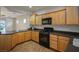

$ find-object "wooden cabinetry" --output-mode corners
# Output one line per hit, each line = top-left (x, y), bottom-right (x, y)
(32, 31), (39, 43)
(0, 35), (12, 51)
(30, 14), (36, 25)
(51, 10), (66, 25)
(50, 34), (70, 51)
(12, 33), (18, 48)
(0, 35), (5, 51)
(36, 15), (42, 25)
(66, 7), (79, 24)
(50, 34), (58, 50)
(24, 31), (31, 41)
(17, 32), (25, 43)
(58, 36), (70, 51)
(4, 35), (12, 51)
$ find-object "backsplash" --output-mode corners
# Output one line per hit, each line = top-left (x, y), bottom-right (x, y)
(53, 25), (79, 33)
(34, 25), (79, 33)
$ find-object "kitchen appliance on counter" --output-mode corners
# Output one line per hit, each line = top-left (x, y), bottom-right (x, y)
(39, 27), (54, 48)
(42, 17), (52, 25)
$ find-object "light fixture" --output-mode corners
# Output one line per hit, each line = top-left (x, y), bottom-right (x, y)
(29, 6), (32, 8)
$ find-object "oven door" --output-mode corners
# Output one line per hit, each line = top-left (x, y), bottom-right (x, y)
(39, 33), (49, 48)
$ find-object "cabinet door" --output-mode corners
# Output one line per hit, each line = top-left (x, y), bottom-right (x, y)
(52, 12), (59, 25)
(58, 10), (66, 24)
(35, 32), (39, 43)
(4, 35), (12, 51)
(66, 7), (79, 24)
(12, 34), (18, 48)
(32, 31), (39, 43)
(58, 36), (70, 51)
(50, 34), (58, 50)
(24, 31), (31, 41)
(30, 14), (36, 25)
(0, 35), (5, 51)
(36, 15), (42, 25)
(51, 10), (66, 25)
(17, 32), (25, 43)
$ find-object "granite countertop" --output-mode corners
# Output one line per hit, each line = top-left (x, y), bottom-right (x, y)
(0, 29), (32, 35)
(51, 30), (79, 38)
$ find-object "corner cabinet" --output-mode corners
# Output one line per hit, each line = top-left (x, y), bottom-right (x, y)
(66, 7), (79, 24)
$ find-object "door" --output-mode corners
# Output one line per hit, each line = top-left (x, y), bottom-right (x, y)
(66, 7), (79, 24)
(24, 31), (31, 41)
(36, 15), (42, 25)
(58, 36), (70, 51)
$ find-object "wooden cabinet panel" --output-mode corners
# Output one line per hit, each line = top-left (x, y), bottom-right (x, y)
(17, 32), (25, 43)
(30, 14), (36, 25)
(32, 31), (39, 43)
(4, 35), (12, 51)
(0, 35), (5, 51)
(66, 7), (79, 24)
(0, 35), (12, 51)
(12, 33), (18, 47)
(58, 36), (70, 51)
(51, 10), (66, 25)
(50, 34), (58, 50)
(36, 15), (42, 25)
(24, 31), (31, 41)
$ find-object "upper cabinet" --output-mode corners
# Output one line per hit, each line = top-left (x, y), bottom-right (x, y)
(30, 14), (36, 25)
(66, 7), (79, 24)
(51, 9), (66, 25)
(30, 7), (79, 25)
(36, 15), (42, 25)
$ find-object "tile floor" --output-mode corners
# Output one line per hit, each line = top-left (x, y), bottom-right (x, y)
(10, 41), (54, 52)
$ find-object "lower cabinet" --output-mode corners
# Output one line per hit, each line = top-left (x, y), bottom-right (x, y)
(24, 31), (31, 41)
(58, 36), (70, 51)
(50, 34), (70, 52)
(50, 35), (58, 50)
(12, 33), (19, 48)
(17, 32), (25, 43)
(0, 35), (12, 51)
(32, 31), (39, 43)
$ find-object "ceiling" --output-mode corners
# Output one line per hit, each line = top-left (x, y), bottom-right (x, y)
(4, 6), (54, 12)
(0, 6), (62, 18)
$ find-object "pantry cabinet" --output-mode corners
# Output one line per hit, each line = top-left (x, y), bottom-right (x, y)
(32, 31), (39, 43)
(36, 15), (42, 25)
(66, 7), (79, 24)
(50, 34), (70, 51)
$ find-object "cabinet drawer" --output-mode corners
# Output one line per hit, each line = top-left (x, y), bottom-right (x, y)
(58, 36), (70, 41)
(50, 34), (58, 38)
(50, 42), (57, 50)
(50, 37), (57, 42)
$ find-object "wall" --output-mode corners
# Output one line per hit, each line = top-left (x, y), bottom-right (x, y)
(16, 15), (31, 32)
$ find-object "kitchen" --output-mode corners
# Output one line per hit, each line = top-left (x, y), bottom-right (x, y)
(0, 6), (79, 52)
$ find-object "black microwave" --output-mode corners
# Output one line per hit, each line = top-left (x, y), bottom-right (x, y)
(42, 17), (52, 25)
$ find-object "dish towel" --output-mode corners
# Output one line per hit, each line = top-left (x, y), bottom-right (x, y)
(73, 38), (79, 47)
